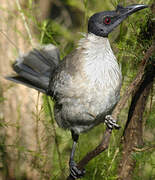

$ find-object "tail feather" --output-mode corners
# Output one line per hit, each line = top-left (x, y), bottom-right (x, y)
(6, 44), (60, 94)
(6, 76), (46, 93)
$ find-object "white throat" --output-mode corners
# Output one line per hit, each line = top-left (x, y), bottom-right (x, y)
(78, 33), (122, 90)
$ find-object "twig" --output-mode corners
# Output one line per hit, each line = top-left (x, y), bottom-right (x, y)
(107, 148), (119, 172)
(78, 128), (112, 169)
(0, 29), (20, 53)
(133, 145), (155, 152)
(35, 92), (41, 152)
(45, 96), (65, 179)
(15, 0), (34, 47)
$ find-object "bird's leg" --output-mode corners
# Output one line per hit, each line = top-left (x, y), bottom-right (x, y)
(69, 130), (85, 179)
(105, 115), (120, 130)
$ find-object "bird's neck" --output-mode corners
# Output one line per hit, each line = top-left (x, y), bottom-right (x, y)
(78, 33), (115, 59)
(78, 33), (122, 88)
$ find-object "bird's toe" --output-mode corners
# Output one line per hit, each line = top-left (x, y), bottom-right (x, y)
(105, 115), (120, 130)
(69, 161), (85, 179)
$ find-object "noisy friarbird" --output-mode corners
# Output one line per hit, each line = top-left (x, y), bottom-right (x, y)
(6, 4), (148, 179)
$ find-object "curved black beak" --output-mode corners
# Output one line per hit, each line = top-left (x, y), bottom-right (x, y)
(108, 4), (148, 33)
(116, 4), (148, 18)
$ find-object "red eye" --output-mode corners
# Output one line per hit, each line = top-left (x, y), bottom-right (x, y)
(104, 17), (111, 24)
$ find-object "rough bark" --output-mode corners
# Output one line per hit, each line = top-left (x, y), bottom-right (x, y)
(117, 3), (155, 179)
(118, 62), (154, 180)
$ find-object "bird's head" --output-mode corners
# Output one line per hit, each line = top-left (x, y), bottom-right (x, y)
(88, 4), (148, 37)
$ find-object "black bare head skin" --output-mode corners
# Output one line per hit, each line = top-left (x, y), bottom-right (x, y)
(88, 4), (148, 37)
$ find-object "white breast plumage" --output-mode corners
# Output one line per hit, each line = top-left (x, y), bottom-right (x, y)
(78, 33), (122, 91)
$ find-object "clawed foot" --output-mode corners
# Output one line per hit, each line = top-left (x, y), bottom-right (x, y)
(69, 161), (85, 179)
(105, 115), (120, 130)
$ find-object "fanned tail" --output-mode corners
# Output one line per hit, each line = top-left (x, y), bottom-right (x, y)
(6, 44), (60, 94)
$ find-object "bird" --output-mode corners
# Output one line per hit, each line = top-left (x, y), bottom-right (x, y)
(6, 4), (148, 179)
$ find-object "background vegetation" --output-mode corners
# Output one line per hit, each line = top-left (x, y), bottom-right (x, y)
(0, 0), (154, 180)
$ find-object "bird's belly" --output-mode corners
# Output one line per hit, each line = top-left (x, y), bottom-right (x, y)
(54, 85), (120, 134)
(86, 86), (120, 118)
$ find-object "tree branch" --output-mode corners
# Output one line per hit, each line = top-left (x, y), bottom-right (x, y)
(112, 40), (155, 119)
(117, 56), (155, 180)
(78, 128), (112, 169)
(67, 128), (112, 180)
